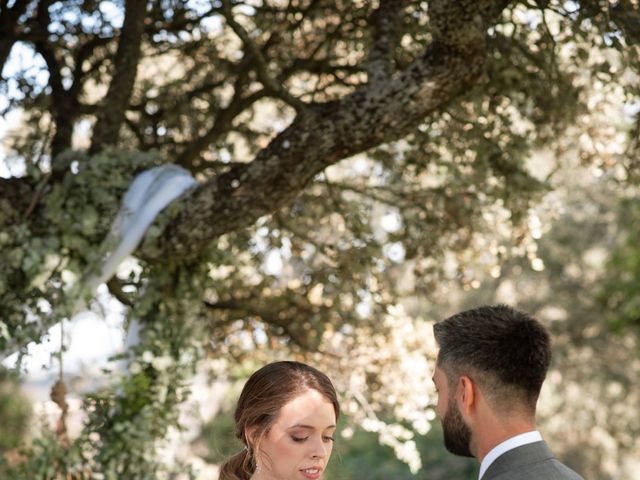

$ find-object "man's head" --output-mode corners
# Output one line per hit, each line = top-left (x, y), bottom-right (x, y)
(432, 304), (552, 456)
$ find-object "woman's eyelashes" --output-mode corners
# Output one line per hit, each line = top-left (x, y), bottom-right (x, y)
(290, 435), (335, 443)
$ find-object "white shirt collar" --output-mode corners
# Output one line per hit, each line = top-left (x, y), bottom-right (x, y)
(478, 430), (542, 480)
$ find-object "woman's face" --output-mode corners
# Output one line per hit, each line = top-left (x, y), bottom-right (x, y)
(253, 388), (337, 480)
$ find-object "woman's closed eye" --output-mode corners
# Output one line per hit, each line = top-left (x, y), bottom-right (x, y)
(290, 435), (335, 443)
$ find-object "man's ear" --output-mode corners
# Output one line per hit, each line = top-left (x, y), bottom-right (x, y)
(457, 375), (476, 416)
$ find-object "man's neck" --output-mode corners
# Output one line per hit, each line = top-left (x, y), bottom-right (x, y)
(477, 431), (542, 480)
(473, 419), (536, 462)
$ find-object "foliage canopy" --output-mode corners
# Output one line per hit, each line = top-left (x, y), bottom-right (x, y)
(1, 0), (639, 478)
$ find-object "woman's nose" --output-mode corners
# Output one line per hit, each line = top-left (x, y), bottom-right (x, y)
(310, 437), (328, 458)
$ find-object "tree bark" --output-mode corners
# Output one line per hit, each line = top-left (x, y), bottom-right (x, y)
(0, 0), (31, 78)
(1, 0), (512, 263)
(367, 0), (407, 85)
(31, 0), (78, 161)
(147, 0), (511, 260)
(90, 0), (147, 153)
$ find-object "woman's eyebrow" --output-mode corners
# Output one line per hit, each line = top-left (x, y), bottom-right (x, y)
(287, 424), (336, 430)
(287, 424), (314, 430)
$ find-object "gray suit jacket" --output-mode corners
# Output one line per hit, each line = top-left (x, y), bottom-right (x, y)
(482, 441), (584, 480)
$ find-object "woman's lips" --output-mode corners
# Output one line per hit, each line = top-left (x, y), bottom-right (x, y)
(300, 467), (322, 479)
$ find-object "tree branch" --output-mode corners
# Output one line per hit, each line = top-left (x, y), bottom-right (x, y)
(175, 83), (269, 169)
(144, 0), (510, 260)
(107, 277), (135, 307)
(204, 295), (325, 352)
(0, 0), (31, 78)
(367, 0), (407, 84)
(221, 1), (306, 112)
(30, 1), (80, 164)
(90, 0), (147, 153)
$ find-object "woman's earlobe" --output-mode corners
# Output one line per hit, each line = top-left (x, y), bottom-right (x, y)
(245, 425), (258, 450)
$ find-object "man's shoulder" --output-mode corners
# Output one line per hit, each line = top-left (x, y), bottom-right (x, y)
(489, 458), (584, 480)
(483, 441), (584, 480)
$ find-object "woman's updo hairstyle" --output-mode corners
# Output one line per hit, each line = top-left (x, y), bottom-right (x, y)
(218, 361), (340, 480)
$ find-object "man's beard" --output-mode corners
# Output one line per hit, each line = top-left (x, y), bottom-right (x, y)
(442, 397), (473, 458)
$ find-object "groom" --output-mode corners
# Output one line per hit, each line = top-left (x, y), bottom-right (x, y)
(432, 304), (584, 480)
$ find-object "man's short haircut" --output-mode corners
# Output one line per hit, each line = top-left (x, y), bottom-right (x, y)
(433, 304), (552, 413)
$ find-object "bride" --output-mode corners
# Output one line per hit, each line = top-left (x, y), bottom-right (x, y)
(219, 361), (340, 480)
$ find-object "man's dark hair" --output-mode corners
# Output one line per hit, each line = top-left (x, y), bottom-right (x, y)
(433, 304), (552, 413)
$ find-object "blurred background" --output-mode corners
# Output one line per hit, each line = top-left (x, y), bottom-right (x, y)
(1, 1), (639, 479)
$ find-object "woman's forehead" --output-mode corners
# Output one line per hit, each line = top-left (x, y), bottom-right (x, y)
(274, 389), (336, 429)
